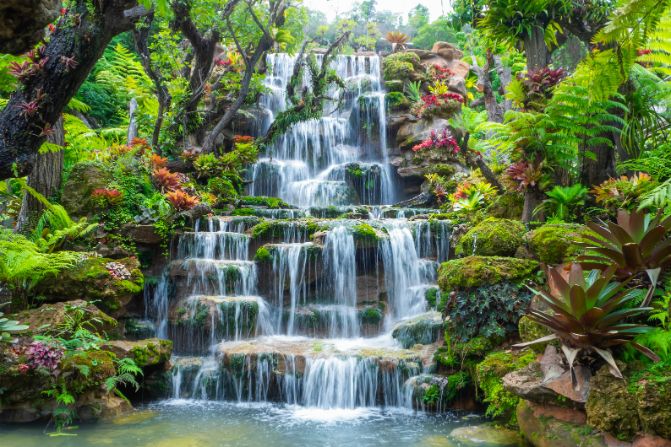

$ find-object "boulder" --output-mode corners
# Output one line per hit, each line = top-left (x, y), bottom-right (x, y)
(526, 223), (586, 265)
(449, 424), (521, 446)
(61, 162), (113, 217)
(382, 52), (424, 83)
(123, 224), (163, 245)
(103, 338), (172, 369)
(33, 255), (144, 317)
(636, 375), (671, 439)
(392, 311), (443, 348)
(396, 117), (450, 151)
(457, 217), (526, 257)
(517, 400), (608, 447)
(586, 365), (641, 440)
(431, 42), (464, 62)
(0, 0), (59, 54)
(12, 300), (117, 336)
(438, 256), (538, 289)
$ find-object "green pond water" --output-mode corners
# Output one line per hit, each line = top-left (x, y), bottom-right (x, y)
(0, 400), (497, 447)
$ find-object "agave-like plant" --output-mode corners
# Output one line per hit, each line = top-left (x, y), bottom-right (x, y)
(386, 31), (409, 51)
(514, 263), (658, 380)
(578, 209), (671, 304)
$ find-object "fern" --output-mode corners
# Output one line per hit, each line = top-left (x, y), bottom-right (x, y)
(105, 357), (143, 396)
(638, 179), (671, 213)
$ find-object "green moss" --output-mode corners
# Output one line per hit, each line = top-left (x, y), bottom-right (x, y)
(487, 192), (524, 220)
(352, 223), (380, 242)
(254, 246), (273, 262)
(232, 208), (257, 216)
(475, 350), (536, 427)
(457, 217), (526, 257)
(208, 177), (238, 201)
(518, 315), (553, 353)
(382, 52), (422, 82)
(526, 223), (585, 264)
(238, 196), (289, 209)
(438, 256), (538, 290)
(435, 335), (492, 369)
(359, 307), (383, 325)
(385, 91), (410, 111)
(128, 340), (173, 368)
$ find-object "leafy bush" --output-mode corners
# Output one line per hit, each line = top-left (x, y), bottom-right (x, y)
(446, 282), (534, 342)
(537, 184), (588, 222)
(592, 173), (657, 213)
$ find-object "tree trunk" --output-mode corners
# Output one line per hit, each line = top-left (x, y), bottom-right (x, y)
(127, 97), (139, 145)
(524, 26), (549, 71)
(522, 185), (545, 223)
(580, 142), (616, 188)
(16, 115), (64, 232)
(0, 0), (148, 180)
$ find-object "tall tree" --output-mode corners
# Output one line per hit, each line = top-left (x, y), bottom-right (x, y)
(0, 0), (150, 180)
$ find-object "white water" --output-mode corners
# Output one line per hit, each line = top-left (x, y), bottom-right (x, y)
(147, 53), (454, 412)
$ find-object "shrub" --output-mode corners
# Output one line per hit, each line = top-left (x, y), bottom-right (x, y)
(592, 173), (657, 213)
(166, 190), (200, 211)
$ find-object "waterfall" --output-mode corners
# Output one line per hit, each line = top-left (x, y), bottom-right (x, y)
(148, 52), (454, 413)
(250, 54), (397, 206)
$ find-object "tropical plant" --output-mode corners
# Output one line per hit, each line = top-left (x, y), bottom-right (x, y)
(536, 184), (588, 222)
(505, 160), (544, 191)
(166, 190), (200, 211)
(0, 303), (28, 342)
(592, 173), (657, 213)
(405, 81), (423, 103)
(514, 263), (658, 379)
(105, 357), (143, 397)
(152, 168), (183, 192)
(578, 209), (671, 298)
(385, 31), (409, 51)
(412, 128), (460, 153)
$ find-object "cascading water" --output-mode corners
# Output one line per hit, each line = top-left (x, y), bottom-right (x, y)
(151, 53), (454, 413)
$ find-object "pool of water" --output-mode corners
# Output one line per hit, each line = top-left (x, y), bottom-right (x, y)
(0, 400), (492, 447)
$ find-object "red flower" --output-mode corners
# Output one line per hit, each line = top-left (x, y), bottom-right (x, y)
(637, 48), (652, 56)
(412, 128), (460, 153)
(48, 24), (56, 33)
(18, 364), (30, 374)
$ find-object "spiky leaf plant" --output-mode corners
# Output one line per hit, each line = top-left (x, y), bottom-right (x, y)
(514, 263), (658, 379)
(578, 209), (671, 303)
(386, 31), (410, 51)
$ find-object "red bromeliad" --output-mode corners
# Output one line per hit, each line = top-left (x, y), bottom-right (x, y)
(412, 128), (460, 153)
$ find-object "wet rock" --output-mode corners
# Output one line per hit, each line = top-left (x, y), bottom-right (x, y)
(33, 255), (144, 317)
(61, 162), (113, 217)
(124, 224), (163, 245)
(633, 435), (671, 447)
(391, 311), (443, 348)
(0, 0), (59, 54)
(449, 424), (521, 446)
(77, 394), (133, 421)
(396, 118), (449, 151)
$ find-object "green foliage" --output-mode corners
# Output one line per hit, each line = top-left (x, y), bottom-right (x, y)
(352, 223), (379, 242)
(516, 263), (658, 379)
(0, 304), (28, 342)
(638, 179), (671, 214)
(578, 209), (671, 283)
(405, 80), (422, 102)
(537, 184), (588, 222)
(412, 17), (459, 49)
(592, 173), (657, 214)
(476, 350), (536, 425)
(527, 223), (585, 264)
(105, 357), (143, 395)
(620, 144), (671, 182)
(446, 282), (534, 342)
(254, 246), (272, 262)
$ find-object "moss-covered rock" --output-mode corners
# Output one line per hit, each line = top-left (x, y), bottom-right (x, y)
(475, 350), (537, 426)
(103, 338), (172, 369)
(518, 315), (553, 353)
(208, 177), (238, 202)
(586, 365), (641, 440)
(636, 374), (671, 439)
(487, 191), (525, 220)
(435, 335), (492, 369)
(391, 311), (443, 348)
(61, 162), (113, 217)
(33, 256), (144, 317)
(238, 196), (289, 209)
(13, 299), (117, 337)
(438, 256), (538, 290)
(457, 217), (526, 257)
(526, 223), (585, 265)
(382, 52), (423, 83)
(250, 219), (324, 241)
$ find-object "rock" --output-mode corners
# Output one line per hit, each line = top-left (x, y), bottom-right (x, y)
(518, 315), (553, 353)
(396, 117), (449, 150)
(0, 0), (59, 54)
(457, 217), (526, 257)
(438, 256), (538, 289)
(488, 192), (525, 220)
(448, 77), (468, 98)
(103, 338), (172, 368)
(636, 375), (671, 439)
(586, 365), (641, 440)
(517, 400), (608, 447)
(13, 299), (117, 336)
(77, 394), (133, 421)
(503, 362), (558, 403)
(61, 162), (113, 217)
(526, 223), (586, 264)
(33, 255), (144, 317)
(449, 424), (521, 446)
(633, 435), (671, 447)
(431, 42), (464, 61)
(124, 224), (162, 245)
(391, 311), (443, 348)
(382, 52), (424, 83)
